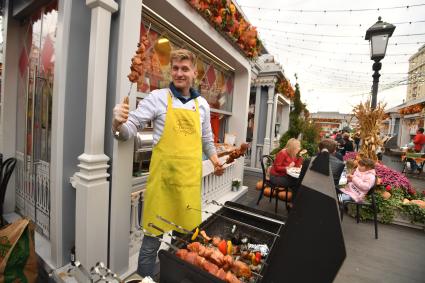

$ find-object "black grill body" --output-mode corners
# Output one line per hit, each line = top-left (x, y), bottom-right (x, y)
(158, 198), (345, 283)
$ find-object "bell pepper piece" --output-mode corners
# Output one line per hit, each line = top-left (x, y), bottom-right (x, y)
(218, 240), (227, 255)
(227, 240), (233, 255)
(191, 227), (199, 241)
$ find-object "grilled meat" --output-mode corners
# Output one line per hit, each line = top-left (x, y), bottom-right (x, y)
(231, 260), (252, 278)
(176, 249), (241, 283)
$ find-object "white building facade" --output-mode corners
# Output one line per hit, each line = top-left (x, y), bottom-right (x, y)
(1, 0), (254, 277)
(246, 54), (291, 169)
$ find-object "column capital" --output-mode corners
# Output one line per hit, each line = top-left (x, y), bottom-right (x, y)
(86, 0), (118, 12)
(254, 77), (277, 87)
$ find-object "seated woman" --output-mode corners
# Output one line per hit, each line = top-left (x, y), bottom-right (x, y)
(339, 158), (376, 203)
(270, 138), (303, 198)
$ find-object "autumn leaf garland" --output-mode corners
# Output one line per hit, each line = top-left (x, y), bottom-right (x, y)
(187, 0), (262, 59)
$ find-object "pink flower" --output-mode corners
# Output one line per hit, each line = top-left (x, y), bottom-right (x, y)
(385, 185), (392, 191)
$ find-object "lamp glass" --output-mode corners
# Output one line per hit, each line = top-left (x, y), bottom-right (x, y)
(370, 34), (389, 60)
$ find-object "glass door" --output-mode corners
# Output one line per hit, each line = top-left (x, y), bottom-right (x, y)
(15, 2), (57, 239)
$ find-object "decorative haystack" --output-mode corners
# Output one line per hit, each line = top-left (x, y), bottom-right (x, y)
(353, 101), (386, 161)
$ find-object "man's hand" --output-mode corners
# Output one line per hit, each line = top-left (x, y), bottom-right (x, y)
(213, 162), (224, 176)
(113, 96), (129, 132)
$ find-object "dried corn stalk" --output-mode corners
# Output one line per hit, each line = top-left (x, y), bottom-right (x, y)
(353, 101), (386, 161)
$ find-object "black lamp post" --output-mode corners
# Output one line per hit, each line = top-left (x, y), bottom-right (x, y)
(365, 17), (396, 109)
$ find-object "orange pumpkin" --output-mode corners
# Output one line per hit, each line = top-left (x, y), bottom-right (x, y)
(410, 199), (425, 209)
(263, 187), (276, 197)
(381, 191), (391, 200)
(278, 190), (292, 201)
(256, 180), (263, 191)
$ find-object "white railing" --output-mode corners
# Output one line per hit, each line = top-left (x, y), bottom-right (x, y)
(15, 151), (50, 238)
(128, 156), (243, 255)
(35, 160), (50, 236)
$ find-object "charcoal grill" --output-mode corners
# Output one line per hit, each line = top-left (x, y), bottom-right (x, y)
(158, 198), (346, 283)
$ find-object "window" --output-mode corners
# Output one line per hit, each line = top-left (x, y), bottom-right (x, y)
(131, 11), (235, 177)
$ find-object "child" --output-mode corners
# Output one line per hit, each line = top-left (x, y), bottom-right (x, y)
(339, 158), (376, 203)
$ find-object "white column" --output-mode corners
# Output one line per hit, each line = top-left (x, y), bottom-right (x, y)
(74, 0), (118, 272)
(389, 117), (395, 135)
(109, 0), (142, 275)
(281, 103), (290, 134)
(271, 92), (278, 148)
(0, 0), (20, 214)
(263, 84), (275, 155)
(250, 85), (261, 167)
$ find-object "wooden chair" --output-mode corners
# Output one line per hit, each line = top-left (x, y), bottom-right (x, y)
(257, 155), (290, 213)
(339, 184), (378, 239)
(0, 157), (17, 227)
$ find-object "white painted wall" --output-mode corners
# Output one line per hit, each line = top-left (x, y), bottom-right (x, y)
(0, 0), (20, 214)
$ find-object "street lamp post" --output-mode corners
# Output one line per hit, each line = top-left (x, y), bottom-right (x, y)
(365, 17), (396, 109)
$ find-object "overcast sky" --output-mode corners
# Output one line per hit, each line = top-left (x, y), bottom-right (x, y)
(236, 0), (425, 113)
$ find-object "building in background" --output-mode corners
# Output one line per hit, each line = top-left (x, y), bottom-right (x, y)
(384, 44), (425, 147)
(246, 54), (292, 169)
(406, 44), (425, 101)
(310, 112), (355, 137)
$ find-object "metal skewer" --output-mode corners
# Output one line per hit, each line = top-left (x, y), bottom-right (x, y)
(187, 205), (280, 238)
(155, 215), (205, 242)
(148, 223), (191, 246)
(142, 229), (179, 251)
(205, 200), (286, 226)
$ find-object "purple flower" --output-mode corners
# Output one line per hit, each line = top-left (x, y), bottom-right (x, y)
(343, 152), (358, 161)
(375, 164), (412, 191)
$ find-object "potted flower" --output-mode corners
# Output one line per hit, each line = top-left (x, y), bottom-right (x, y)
(231, 178), (241, 192)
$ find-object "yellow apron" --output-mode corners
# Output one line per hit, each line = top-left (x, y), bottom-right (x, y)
(142, 92), (202, 235)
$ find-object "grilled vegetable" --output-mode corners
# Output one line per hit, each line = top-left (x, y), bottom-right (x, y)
(227, 241), (233, 255)
(200, 230), (211, 242)
(218, 240), (227, 255)
(191, 227), (199, 241)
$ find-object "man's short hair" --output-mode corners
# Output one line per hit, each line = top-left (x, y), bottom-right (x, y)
(319, 138), (337, 154)
(418, 128), (424, 133)
(170, 49), (196, 66)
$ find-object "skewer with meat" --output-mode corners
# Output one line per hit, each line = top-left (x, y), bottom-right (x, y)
(224, 143), (249, 165)
(186, 242), (252, 279)
(187, 242), (224, 266)
(176, 249), (241, 283)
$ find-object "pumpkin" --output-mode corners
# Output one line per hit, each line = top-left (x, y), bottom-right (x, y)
(278, 190), (292, 201)
(402, 198), (410, 204)
(256, 180), (263, 190)
(263, 187), (276, 197)
(381, 191), (391, 200)
(410, 199), (425, 209)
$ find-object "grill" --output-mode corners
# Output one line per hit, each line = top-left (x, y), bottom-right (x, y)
(158, 198), (346, 283)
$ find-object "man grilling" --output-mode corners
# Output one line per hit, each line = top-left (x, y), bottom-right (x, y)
(112, 49), (224, 277)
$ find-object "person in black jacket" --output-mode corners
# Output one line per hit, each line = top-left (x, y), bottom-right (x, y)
(341, 133), (354, 156)
(295, 139), (345, 204)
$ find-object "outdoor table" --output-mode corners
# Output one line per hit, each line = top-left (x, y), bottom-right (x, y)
(401, 152), (425, 164)
(287, 166), (348, 186)
(286, 167), (301, 178)
(401, 152), (425, 174)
